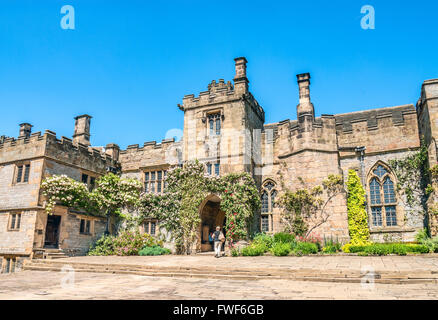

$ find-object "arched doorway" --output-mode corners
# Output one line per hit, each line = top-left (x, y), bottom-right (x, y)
(198, 194), (226, 252)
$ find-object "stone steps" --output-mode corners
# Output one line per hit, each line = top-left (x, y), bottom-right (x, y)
(22, 259), (438, 284)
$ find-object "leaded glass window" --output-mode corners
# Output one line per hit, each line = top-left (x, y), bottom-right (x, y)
(385, 206), (397, 226)
(369, 178), (381, 205)
(144, 170), (167, 194)
(261, 215), (269, 232)
(374, 165), (387, 178)
(371, 207), (383, 227)
(261, 191), (269, 213)
(208, 113), (221, 136)
(368, 163), (397, 227)
(260, 181), (277, 232)
(383, 178), (395, 204)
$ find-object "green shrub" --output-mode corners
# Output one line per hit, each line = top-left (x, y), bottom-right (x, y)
(253, 233), (274, 249)
(322, 237), (342, 253)
(415, 228), (429, 243)
(415, 229), (438, 253)
(241, 243), (266, 256)
(292, 242), (318, 255)
(346, 170), (371, 245)
(88, 230), (162, 256)
(139, 245), (170, 256)
(87, 235), (116, 256)
(270, 242), (292, 256)
(231, 248), (240, 257)
(273, 232), (296, 244)
(348, 243), (430, 256)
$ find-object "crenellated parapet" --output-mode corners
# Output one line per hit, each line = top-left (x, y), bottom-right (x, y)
(0, 130), (117, 174)
(271, 114), (338, 159)
(335, 104), (420, 157)
(44, 130), (115, 173)
(119, 138), (182, 172)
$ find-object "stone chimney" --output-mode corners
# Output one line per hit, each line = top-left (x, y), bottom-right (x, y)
(105, 143), (120, 162)
(234, 57), (249, 94)
(19, 123), (32, 138)
(296, 73), (314, 121)
(73, 114), (92, 146)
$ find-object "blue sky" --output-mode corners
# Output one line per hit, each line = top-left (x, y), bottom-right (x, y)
(1, 0), (438, 148)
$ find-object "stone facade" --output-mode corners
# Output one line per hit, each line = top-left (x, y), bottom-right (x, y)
(0, 121), (116, 272)
(1, 57), (438, 262)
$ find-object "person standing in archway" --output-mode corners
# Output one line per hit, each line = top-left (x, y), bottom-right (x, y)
(213, 226), (225, 258)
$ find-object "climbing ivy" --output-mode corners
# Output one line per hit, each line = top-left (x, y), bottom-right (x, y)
(41, 173), (142, 218)
(346, 170), (370, 246)
(389, 142), (428, 208)
(278, 175), (344, 237)
(137, 160), (260, 254)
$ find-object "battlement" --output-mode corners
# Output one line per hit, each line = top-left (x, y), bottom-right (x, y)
(0, 129), (116, 172)
(120, 137), (177, 154)
(119, 138), (182, 172)
(181, 78), (237, 110)
(335, 104), (420, 155)
(335, 104), (416, 133)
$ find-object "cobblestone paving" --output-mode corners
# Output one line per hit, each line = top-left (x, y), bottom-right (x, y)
(1, 270), (438, 300)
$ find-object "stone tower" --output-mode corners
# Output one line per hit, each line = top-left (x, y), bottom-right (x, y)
(180, 57), (265, 176)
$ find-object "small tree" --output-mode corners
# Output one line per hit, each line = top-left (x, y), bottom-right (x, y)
(279, 175), (344, 237)
(346, 170), (370, 245)
(90, 173), (142, 233)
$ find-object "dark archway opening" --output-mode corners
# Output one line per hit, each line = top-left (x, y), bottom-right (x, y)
(199, 196), (226, 252)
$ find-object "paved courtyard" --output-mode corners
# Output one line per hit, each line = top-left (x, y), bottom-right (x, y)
(2, 255), (438, 299)
(1, 270), (438, 300)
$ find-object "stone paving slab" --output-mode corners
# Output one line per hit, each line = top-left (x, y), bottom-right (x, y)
(1, 270), (438, 300)
(32, 254), (438, 273)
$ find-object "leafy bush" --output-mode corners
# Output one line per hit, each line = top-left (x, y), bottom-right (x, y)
(292, 242), (318, 255)
(415, 228), (429, 243)
(322, 237), (342, 253)
(87, 235), (116, 256)
(270, 242), (292, 256)
(253, 233), (274, 248)
(139, 245), (170, 256)
(415, 229), (438, 253)
(231, 248), (240, 257)
(345, 243), (430, 255)
(273, 232), (296, 244)
(88, 230), (162, 256)
(346, 170), (371, 245)
(241, 243), (267, 256)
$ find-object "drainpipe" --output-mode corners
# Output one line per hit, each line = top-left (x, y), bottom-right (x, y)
(355, 146), (367, 186)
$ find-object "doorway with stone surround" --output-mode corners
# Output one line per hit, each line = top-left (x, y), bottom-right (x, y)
(198, 194), (226, 252)
(44, 215), (61, 248)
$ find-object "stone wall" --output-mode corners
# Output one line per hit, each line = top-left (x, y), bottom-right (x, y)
(0, 210), (37, 255)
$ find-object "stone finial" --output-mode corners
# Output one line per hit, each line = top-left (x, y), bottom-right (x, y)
(296, 73), (314, 121)
(73, 114), (92, 146)
(19, 123), (32, 139)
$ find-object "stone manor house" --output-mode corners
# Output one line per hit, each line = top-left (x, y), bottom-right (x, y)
(1, 57), (438, 272)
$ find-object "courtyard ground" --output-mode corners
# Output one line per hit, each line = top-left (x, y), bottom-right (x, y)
(1, 255), (438, 299)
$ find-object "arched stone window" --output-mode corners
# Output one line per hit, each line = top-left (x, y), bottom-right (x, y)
(367, 163), (398, 227)
(260, 181), (277, 232)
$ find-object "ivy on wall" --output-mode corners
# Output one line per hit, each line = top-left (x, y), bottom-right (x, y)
(137, 160), (261, 255)
(41, 173), (142, 218)
(346, 170), (370, 246)
(277, 173), (344, 237)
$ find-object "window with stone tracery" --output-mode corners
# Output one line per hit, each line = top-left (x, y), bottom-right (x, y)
(368, 163), (398, 227)
(260, 181), (277, 232)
